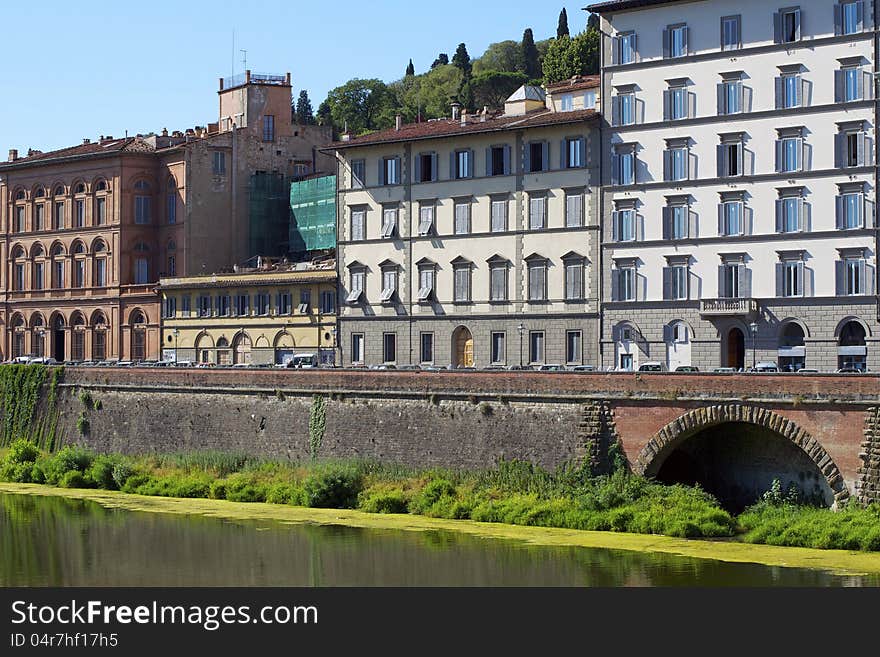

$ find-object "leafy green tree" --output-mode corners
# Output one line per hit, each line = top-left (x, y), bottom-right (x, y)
(519, 28), (541, 79)
(557, 8), (570, 38)
(322, 78), (397, 135)
(541, 29), (600, 84)
(431, 53), (449, 68)
(392, 64), (463, 122)
(405, 59), (415, 77)
(471, 70), (528, 110)
(452, 43), (472, 77)
(315, 100), (332, 127)
(472, 40), (520, 74)
(294, 90), (315, 125)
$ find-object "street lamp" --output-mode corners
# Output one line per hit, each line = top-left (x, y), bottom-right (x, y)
(331, 327), (338, 367)
(173, 328), (180, 365)
(749, 321), (758, 371)
(517, 323), (526, 368)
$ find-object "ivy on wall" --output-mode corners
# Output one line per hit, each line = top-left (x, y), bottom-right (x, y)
(308, 394), (326, 460)
(0, 365), (64, 451)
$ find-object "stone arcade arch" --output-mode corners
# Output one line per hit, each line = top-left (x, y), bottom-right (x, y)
(633, 404), (848, 510)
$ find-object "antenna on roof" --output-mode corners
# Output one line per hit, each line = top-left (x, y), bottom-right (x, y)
(231, 29), (235, 79)
(240, 49), (247, 73)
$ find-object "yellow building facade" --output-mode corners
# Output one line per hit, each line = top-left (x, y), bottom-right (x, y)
(159, 264), (337, 365)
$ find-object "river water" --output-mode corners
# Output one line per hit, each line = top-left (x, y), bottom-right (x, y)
(1, 492), (876, 586)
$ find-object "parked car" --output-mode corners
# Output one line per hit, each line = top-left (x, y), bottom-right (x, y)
(506, 364), (535, 371)
(421, 365), (447, 372)
(751, 361), (780, 373)
(27, 356), (59, 365)
(570, 365), (596, 372)
(674, 365), (699, 372)
(836, 367), (865, 374)
(713, 367), (737, 373)
(538, 364), (565, 372)
(287, 353), (319, 369)
(637, 362), (666, 372)
(397, 364), (422, 371)
(797, 368), (819, 373)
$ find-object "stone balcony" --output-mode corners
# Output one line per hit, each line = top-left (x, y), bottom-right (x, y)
(699, 298), (758, 317)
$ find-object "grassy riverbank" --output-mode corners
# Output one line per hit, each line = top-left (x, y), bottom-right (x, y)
(2, 440), (880, 552)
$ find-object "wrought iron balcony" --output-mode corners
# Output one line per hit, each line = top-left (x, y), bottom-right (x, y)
(699, 298), (758, 317)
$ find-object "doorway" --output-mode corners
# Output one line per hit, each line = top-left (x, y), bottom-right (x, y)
(453, 326), (474, 368)
(52, 316), (65, 362)
(725, 328), (744, 369)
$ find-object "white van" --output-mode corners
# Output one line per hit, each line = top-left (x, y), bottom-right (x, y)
(287, 353), (318, 369)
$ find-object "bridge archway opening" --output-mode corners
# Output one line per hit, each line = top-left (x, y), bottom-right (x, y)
(649, 421), (835, 513)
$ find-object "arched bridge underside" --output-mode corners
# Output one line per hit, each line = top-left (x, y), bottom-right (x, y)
(633, 404), (849, 510)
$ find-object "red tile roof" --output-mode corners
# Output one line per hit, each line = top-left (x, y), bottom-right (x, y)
(585, 0), (677, 13)
(326, 108), (598, 150)
(545, 75), (600, 94)
(0, 137), (156, 170)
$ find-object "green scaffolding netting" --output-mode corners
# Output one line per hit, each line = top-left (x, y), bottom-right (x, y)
(248, 172), (290, 258)
(289, 175), (336, 254)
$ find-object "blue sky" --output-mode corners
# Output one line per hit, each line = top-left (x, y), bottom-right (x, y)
(2, 2), (591, 154)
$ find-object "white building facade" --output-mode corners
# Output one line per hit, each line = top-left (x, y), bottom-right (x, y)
(328, 85), (601, 368)
(590, 0), (879, 372)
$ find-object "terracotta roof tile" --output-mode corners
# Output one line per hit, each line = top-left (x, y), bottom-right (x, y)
(545, 75), (601, 94)
(0, 137), (155, 169)
(326, 108), (598, 150)
(585, 0), (676, 13)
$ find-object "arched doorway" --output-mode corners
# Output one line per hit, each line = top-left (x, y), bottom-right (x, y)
(130, 310), (146, 361)
(233, 333), (252, 365)
(52, 315), (65, 362)
(92, 312), (107, 361)
(30, 315), (45, 358)
(11, 315), (25, 359)
(778, 323), (805, 372)
(636, 405), (848, 512)
(838, 320), (867, 371)
(665, 321), (690, 371)
(71, 313), (86, 361)
(725, 328), (744, 369)
(216, 338), (231, 366)
(452, 326), (474, 368)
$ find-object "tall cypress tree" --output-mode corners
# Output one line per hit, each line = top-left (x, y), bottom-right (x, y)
(557, 8), (570, 38)
(295, 90), (315, 125)
(520, 28), (540, 80)
(405, 59), (415, 76)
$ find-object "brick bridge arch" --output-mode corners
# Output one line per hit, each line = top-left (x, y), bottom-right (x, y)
(632, 404), (849, 505)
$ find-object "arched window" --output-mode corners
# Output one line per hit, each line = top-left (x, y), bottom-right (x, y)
(15, 190), (26, 201)
(72, 241), (86, 255)
(31, 315), (45, 357)
(11, 315), (25, 358)
(131, 310), (146, 325)
(93, 239), (106, 253)
(92, 312), (106, 326)
(74, 183), (86, 194)
(134, 181), (152, 225)
(53, 185), (64, 196)
(33, 187), (45, 198)
(95, 180), (107, 191)
(30, 243), (44, 258)
(778, 323), (806, 372)
(166, 176), (177, 224)
(167, 240), (176, 251)
(51, 243), (65, 257)
(134, 180), (150, 191)
(134, 242), (149, 252)
(838, 320), (867, 372)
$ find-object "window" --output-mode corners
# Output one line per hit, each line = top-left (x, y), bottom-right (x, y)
(721, 15), (741, 50)
(453, 262), (471, 302)
(212, 151), (226, 175)
(777, 73), (803, 109)
(135, 258), (148, 284)
(164, 297), (177, 319)
(14, 206), (24, 232)
(416, 152), (438, 183)
(454, 150), (472, 179)
(529, 195), (546, 230)
(53, 260), (65, 288)
(382, 157), (400, 185)
(836, 187), (868, 229)
(417, 264), (435, 302)
(663, 202), (690, 240)
(488, 146), (510, 176)
(181, 296), (191, 316)
(778, 260), (805, 297)
(217, 294), (231, 317)
(776, 193), (804, 233)
(664, 85), (692, 121)
(350, 209), (366, 241)
(278, 292), (292, 315)
(583, 90), (597, 109)
(380, 267), (397, 303)
(663, 263), (689, 300)
(420, 333), (434, 364)
(351, 333), (365, 364)
(418, 204), (435, 236)
(320, 291), (336, 314)
(54, 202), (64, 229)
(612, 146), (635, 186)
(198, 295), (211, 317)
(527, 258), (547, 302)
(256, 294), (270, 316)
(614, 265), (636, 301)
(775, 7), (801, 43)
(33, 262), (44, 290)
(718, 78), (743, 115)
(719, 262), (750, 298)
(135, 195), (151, 224)
(95, 197), (106, 225)
(262, 115), (275, 142)
(839, 257), (868, 295)
(566, 331), (582, 365)
(381, 207), (397, 239)
(719, 200), (744, 236)
(347, 269), (365, 303)
(837, 0), (864, 35)
(776, 132), (803, 173)
(383, 333), (397, 363)
(564, 137), (585, 168)
(529, 331), (545, 364)
(490, 199), (508, 232)
(94, 258), (106, 287)
(560, 94), (573, 111)
(351, 159), (365, 188)
(491, 332), (505, 364)
(614, 92), (636, 126)
(612, 208), (636, 242)
(14, 264), (24, 291)
(454, 201), (471, 235)
(664, 24), (688, 58)
(167, 191), (176, 224)
(616, 31), (636, 65)
(564, 259), (584, 301)
(167, 255), (176, 276)
(34, 204), (44, 231)
(74, 199), (84, 227)
(565, 193), (583, 227)
(838, 128), (871, 168)
(663, 144), (689, 182)
(74, 260), (85, 288)
(489, 262), (508, 302)
(527, 142), (547, 172)
(836, 65), (869, 102)
(718, 138), (744, 177)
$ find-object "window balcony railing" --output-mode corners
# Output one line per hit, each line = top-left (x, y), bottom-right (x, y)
(700, 298), (758, 317)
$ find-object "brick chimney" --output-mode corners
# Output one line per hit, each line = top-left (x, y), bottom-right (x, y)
(7, 149), (18, 162)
